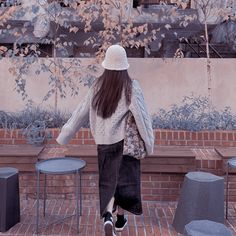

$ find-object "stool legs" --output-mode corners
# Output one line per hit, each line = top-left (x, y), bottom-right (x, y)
(75, 170), (79, 233)
(36, 170), (40, 234)
(80, 172), (82, 216)
(43, 174), (46, 217)
(36, 172), (47, 234)
(35, 171), (83, 234)
(226, 163), (229, 219)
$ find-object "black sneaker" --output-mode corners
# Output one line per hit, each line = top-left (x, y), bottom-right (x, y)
(115, 214), (128, 232)
(104, 212), (116, 236)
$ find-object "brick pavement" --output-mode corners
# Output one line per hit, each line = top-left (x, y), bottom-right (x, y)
(0, 198), (236, 236)
(1, 146), (236, 235)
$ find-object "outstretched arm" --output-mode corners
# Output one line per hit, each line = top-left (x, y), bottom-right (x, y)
(56, 89), (92, 145)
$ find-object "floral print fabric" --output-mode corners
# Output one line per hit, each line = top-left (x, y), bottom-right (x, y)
(123, 111), (147, 159)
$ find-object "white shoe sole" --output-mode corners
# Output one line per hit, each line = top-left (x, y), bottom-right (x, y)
(115, 219), (128, 232)
(104, 221), (116, 236)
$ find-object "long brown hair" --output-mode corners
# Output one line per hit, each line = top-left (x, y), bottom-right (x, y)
(92, 69), (132, 119)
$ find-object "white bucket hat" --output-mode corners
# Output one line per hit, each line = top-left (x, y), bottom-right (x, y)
(101, 45), (129, 71)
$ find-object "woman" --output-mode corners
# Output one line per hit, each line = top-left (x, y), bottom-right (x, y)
(56, 44), (154, 236)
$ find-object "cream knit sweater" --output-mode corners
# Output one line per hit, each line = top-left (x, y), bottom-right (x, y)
(56, 80), (154, 155)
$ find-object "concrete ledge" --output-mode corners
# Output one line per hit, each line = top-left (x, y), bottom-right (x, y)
(65, 145), (196, 173)
(0, 145), (44, 171)
(215, 147), (236, 173)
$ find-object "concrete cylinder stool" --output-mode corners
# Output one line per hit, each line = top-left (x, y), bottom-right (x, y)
(0, 167), (20, 232)
(183, 220), (232, 236)
(172, 171), (224, 234)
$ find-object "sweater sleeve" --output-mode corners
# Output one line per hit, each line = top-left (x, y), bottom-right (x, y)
(129, 80), (154, 155)
(56, 89), (92, 145)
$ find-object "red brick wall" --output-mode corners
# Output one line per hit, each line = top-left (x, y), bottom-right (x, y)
(19, 172), (100, 200)
(1, 128), (236, 147)
(20, 171), (236, 202)
(2, 128), (236, 202)
(154, 130), (236, 147)
(19, 171), (185, 201)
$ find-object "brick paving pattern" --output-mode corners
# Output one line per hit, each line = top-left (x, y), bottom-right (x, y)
(0, 198), (236, 236)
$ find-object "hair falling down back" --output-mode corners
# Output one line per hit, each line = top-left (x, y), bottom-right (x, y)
(92, 70), (132, 119)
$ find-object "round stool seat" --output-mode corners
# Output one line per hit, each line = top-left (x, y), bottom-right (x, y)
(227, 157), (236, 168)
(0, 167), (18, 178)
(183, 220), (232, 236)
(186, 171), (223, 182)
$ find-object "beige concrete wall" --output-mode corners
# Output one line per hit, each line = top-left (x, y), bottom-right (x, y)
(0, 58), (236, 115)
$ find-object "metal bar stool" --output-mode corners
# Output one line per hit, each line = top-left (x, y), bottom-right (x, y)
(35, 157), (86, 234)
(226, 157), (236, 219)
